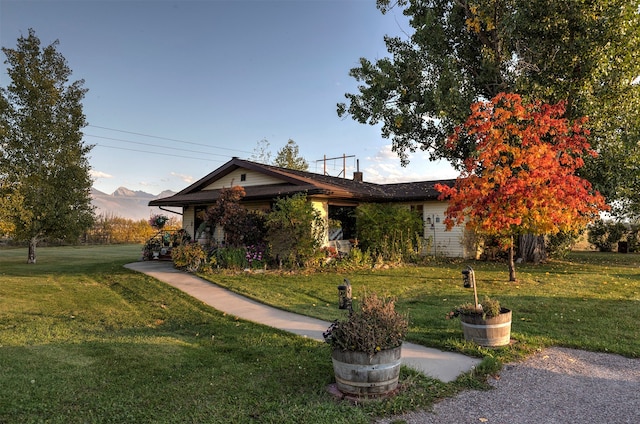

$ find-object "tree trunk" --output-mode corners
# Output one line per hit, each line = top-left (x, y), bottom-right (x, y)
(518, 234), (546, 263)
(27, 237), (37, 264)
(508, 239), (517, 282)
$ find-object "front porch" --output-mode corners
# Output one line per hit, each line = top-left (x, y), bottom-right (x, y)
(142, 229), (191, 261)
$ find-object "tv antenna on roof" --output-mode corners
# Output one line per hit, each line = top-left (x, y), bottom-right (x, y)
(315, 154), (356, 178)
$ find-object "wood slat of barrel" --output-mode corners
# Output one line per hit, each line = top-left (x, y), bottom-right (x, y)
(460, 308), (512, 347)
(331, 346), (402, 396)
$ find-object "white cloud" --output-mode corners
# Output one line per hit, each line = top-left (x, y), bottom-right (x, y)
(362, 145), (458, 184)
(171, 172), (194, 183)
(366, 144), (398, 163)
(89, 170), (113, 179)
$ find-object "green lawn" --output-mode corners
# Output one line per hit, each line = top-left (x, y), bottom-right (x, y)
(2, 245), (638, 423)
(202, 252), (640, 362)
(0, 245), (462, 424)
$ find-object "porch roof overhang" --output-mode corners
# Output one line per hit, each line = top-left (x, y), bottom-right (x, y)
(148, 183), (373, 207)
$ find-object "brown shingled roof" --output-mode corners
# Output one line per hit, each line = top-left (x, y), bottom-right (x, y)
(149, 157), (455, 207)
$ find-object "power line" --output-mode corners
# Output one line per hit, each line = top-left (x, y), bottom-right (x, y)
(86, 124), (253, 155)
(92, 144), (228, 163)
(85, 134), (237, 159)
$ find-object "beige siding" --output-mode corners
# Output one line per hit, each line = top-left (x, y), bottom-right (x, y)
(183, 206), (195, 238)
(421, 201), (469, 258)
(203, 169), (283, 189)
(242, 201), (272, 212)
(310, 198), (329, 246)
(398, 201), (471, 258)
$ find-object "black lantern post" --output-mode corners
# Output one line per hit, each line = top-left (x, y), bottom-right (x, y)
(337, 278), (353, 313)
(462, 266), (479, 309)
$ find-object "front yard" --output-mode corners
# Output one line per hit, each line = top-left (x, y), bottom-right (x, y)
(202, 252), (640, 362)
(1, 245), (638, 423)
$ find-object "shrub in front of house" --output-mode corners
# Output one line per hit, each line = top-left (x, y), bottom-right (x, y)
(212, 246), (248, 270)
(172, 242), (210, 273)
(355, 203), (423, 263)
(266, 193), (325, 268)
(337, 246), (374, 270)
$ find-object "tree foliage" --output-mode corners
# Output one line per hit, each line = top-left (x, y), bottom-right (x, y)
(250, 138), (272, 164)
(338, 0), (640, 206)
(543, 230), (583, 260)
(587, 219), (626, 252)
(355, 203), (423, 263)
(436, 93), (608, 280)
(0, 180), (21, 236)
(87, 215), (153, 244)
(0, 29), (94, 262)
(265, 193), (325, 268)
(204, 186), (266, 247)
(273, 139), (309, 171)
(84, 214), (181, 244)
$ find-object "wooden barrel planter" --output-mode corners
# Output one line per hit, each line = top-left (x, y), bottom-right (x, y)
(331, 345), (402, 396)
(460, 308), (512, 347)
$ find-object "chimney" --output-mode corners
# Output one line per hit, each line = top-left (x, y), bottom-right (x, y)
(353, 159), (363, 182)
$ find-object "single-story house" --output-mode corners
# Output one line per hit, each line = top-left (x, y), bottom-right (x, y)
(149, 157), (474, 258)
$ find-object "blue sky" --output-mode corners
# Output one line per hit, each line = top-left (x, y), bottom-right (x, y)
(1, 0), (457, 195)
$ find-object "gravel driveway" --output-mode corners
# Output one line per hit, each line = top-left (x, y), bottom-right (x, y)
(378, 347), (640, 424)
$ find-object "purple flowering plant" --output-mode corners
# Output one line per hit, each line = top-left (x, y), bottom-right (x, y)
(245, 244), (265, 269)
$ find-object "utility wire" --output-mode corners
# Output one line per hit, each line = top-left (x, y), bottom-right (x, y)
(93, 144), (228, 163)
(85, 134), (238, 159)
(87, 124), (253, 155)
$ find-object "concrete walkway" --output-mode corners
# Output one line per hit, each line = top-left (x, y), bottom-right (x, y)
(124, 261), (481, 383)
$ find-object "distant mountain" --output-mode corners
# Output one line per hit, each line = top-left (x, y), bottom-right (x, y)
(91, 187), (180, 221)
(111, 187), (155, 198)
(157, 189), (177, 199)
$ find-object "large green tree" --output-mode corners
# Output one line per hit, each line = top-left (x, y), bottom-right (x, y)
(0, 29), (94, 263)
(338, 0), (640, 208)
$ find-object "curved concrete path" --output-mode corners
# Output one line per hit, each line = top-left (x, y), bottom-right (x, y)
(125, 261), (481, 382)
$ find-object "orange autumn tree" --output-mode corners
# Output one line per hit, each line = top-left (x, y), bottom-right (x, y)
(436, 93), (608, 281)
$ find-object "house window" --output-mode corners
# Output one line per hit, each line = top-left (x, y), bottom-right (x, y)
(410, 204), (424, 214)
(240, 173), (247, 182)
(194, 206), (208, 237)
(328, 205), (357, 240)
